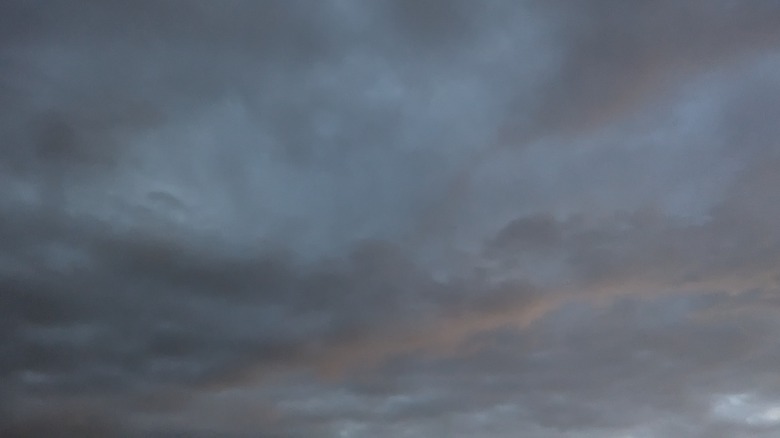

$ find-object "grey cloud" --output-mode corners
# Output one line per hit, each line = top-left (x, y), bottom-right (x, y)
(491, 0), (780, 144)
(211, 291), (780, 437)
(3, 1), (780, 437)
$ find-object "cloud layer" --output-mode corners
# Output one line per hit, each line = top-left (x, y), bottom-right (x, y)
(2, 1), (780, 436)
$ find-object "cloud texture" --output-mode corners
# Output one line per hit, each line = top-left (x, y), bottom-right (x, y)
(2, 1), (780, 436)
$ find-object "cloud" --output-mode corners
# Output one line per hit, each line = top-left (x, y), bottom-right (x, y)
(498, 0), (780, 141)
(2, 1), (780, 436)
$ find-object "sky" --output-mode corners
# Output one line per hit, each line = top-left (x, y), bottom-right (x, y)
(2, 1), (780, 437)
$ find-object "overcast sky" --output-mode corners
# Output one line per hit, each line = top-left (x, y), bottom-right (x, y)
(2, 1), (780, 437)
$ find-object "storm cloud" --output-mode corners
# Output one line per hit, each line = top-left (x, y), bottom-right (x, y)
(2, 1), (780, 436)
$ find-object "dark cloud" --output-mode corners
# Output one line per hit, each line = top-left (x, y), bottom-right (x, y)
(2, 0), (780, 436)
(499, 0), (780, 142)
